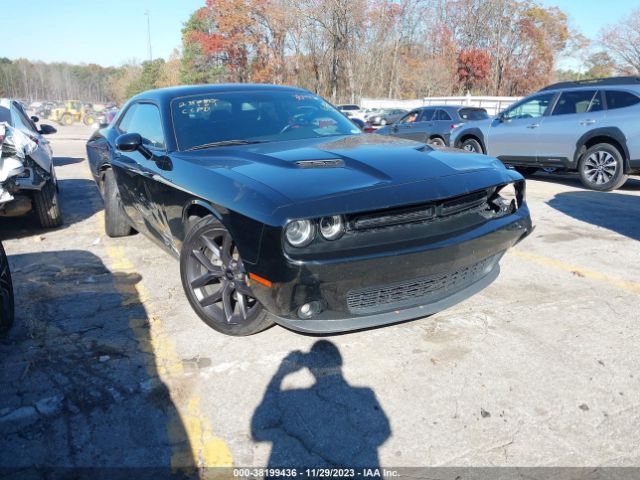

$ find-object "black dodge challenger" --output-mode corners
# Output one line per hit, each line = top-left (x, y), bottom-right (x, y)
(86, 84), (532, 336)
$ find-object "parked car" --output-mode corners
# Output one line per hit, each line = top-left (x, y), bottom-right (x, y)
(376, 105), (489, 146)
(451, 76), (640, 191)
(350, 107), (381, 122)
(336, 104), (361, 118)
(0, 99), (61, 227)
(86, 84), (531, 336)
(349, 117), (366, 130)
(366, 108), (408, 126)
(95, 107), (119, 129)
(0, 240), (13, 333)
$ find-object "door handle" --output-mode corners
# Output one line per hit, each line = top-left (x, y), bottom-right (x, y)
(580, 119), (596, 125)
(526, 123), (539, 129)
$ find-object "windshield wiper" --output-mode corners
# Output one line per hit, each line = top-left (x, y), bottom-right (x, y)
(186, 139), (268, 151)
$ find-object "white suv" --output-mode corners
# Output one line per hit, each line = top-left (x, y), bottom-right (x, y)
(451, 77), (640, 191)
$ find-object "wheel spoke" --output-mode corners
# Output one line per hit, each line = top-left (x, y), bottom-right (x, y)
(222, 282), (234, 320)
(236, 292), (248, 319)
(201, 235), (222, 259)
(191, 249), (219, 272)
(200, 288), (222, 307)
(235, 281), (252, 296)
(191, 270), (222, 289)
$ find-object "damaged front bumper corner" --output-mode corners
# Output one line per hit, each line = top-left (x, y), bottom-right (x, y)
(1, 121), (45, 207)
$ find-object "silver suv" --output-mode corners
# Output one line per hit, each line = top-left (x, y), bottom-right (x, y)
(450, 77), (640, 191)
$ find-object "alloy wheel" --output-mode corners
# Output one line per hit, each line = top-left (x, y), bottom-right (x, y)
(583, 150), (617, 185)
(185, 227), (259, 326)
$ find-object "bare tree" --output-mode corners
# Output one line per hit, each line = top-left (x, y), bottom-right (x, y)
(599, 8), (640, 74)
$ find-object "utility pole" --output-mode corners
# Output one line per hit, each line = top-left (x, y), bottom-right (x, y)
(145, 10), (153, 61)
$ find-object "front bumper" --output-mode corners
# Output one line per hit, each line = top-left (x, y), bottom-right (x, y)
(248, 206), (532, 333)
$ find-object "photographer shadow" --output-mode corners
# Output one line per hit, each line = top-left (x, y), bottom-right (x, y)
(251, 341), (390, 468)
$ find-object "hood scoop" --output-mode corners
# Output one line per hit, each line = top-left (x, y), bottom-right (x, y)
(295, 159), (344, 169)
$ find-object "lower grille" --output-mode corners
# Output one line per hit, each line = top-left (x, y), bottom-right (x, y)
(346, 254), (501, 315)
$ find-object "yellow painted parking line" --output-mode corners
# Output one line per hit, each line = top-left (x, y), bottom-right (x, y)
(510, 248), (640, 295)
(104, 242), (233, 471)
(84, 169), (233, 469)
(85, 170), (233, 472)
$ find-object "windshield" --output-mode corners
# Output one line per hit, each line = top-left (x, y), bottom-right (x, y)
(171, 90), (361, 151)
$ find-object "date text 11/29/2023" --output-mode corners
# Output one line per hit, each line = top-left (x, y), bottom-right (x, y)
(232, 467), (400, 478)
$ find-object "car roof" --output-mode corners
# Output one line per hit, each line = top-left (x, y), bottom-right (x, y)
(414, 105), (484, 111)
(539, 76), (640, 93)
(130, 83), (311, 103)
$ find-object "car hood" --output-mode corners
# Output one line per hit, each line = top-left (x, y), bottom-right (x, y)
(175, 134), (518, 223)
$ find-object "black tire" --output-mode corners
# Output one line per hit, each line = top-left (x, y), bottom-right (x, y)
(578, 143), (628, 191)
(103, 169), (132, 237)
(83, 114), (96, 126)
(180, 215), (273, 336)
(33, 178), (63, 228)
(0, 241), (14, 334)
(60, 113), (73, 126)
(428, 137), (446, 147)
(460, 137), (484, 154)
(515, 167), (538, 176)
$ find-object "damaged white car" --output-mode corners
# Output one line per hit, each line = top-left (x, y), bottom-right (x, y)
(0, 98), (61, 228)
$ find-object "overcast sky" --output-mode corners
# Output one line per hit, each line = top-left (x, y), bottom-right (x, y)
(1, 0), (638, 68)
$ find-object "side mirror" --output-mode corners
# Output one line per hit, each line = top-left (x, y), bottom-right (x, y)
(497, 112), (508, 123)
(31, 115), (40, 123)
(116, 133), (152, 159)
(116, 133), (143, 152)
(39, 124), (57, 135)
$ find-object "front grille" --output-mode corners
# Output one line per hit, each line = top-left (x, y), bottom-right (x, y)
(346, 254), (500, 315)
(440, 190), (488, 216)
(348, 189), (489, 231)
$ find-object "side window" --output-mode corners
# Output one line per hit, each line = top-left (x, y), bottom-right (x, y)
(117, 104), (138, 133)
(435, 110), (453, 121)
(552, 90), (600, 115)
(589, 91), (603, 112)
(605, 90), (640, 110)
(503, 93), (555, 120)
(118, 103), (165, 149)
(399, 111), (419, 124)
(419, 109), (434, 122)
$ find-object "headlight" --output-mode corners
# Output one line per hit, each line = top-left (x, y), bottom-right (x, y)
(319, 215), (344, 240)
(285, 219), (316, 247)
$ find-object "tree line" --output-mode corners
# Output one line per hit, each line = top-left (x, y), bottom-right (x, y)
(1, 0), (639, 106)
